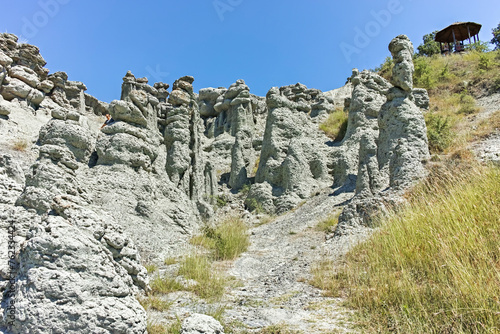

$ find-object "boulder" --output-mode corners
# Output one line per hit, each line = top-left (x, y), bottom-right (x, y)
(9, 65), (40, 88)
(181, 314), (224, 334)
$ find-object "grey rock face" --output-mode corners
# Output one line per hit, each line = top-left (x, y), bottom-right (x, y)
(332, 69), (391, 188)
(249, 84), (332, 213)
(181, 313), (224, 334)
(336, 35), (430, 234)
(5, 213), (147, 334)
(412, 87), (430, 111)
(389, 35), (414, 92)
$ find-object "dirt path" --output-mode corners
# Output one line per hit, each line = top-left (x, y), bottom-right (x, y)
(221, 190), (358, 333)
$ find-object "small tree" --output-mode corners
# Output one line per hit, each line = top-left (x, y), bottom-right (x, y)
(491, 23), (500, 50)
(417, 31), (441, 57)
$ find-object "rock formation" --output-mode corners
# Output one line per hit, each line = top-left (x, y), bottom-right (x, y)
(335, 35), (430, 233)
(247, 83), (334, 213)
(0, 32), (432, 332)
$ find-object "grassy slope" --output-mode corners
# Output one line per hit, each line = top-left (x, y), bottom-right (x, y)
(380, 50), (500, 155)
(317, 51), (500, 333)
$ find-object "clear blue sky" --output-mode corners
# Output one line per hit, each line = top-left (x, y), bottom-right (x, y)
(2, 0), (498, 102)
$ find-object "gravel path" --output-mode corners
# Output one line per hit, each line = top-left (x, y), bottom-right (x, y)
(221, 189), (359, 333)
(471, 93), (500, 165)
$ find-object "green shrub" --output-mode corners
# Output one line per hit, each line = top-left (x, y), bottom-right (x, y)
(178, 254), (227, 300)
(374, 56), (393, 81)
(425, 114), (453, 152)
(197, 217), (250, 260)
(413, 57), (436, 89)
(150, 274), (184, 294)
(319, 108), (348, 141)
(244, 197), (264, 213)
(458, 93), (479, 114)
(478, 53), (492, 70)
(328, 164), (500, 333)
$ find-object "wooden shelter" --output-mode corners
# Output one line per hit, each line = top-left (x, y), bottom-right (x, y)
(434, 22), (481, 54)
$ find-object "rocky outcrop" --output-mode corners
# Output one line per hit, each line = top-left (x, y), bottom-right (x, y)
(247, 84), (333, 213)
(335, 35), (430, 233)
(332, 69), (391, 189)
(164, 75), (216, 214)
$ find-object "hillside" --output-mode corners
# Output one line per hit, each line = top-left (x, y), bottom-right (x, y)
(0, 32), (498, 334)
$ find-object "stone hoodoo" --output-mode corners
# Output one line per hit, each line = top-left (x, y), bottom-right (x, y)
(335, 35), (430, 233)
(165, 75), (216, 214)
(332, 69), (391, 189)
(247, 83), (334, 213)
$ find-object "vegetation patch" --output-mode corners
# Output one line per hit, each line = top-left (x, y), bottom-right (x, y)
(150, 274), (184, 294)
(319, 108), (348, 141)
(138, 295), (172, 312)
(316, 211), (341, 233)
(192, 217), (249, 261)
(322, 163), (500, 333)
(178, 254), (228, 300)
(12, 138), (28, 151)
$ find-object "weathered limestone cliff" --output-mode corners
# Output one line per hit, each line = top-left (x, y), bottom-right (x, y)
(0, 32), (430, 333)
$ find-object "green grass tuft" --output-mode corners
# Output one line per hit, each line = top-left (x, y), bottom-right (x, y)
(178, 254), (227, 300)
(193, 217), (250, 261)
(150, 274), (184, 294)
(319, 108), (348, 141)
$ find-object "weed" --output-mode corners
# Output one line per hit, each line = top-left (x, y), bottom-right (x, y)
(457, 93), (479, 114)
(319, 108), (348, 141)
(146, 319), (168, 334)
(425, 113), (453, 153)
(260, 323), (299, 334)
(178, 254), (227, 300)
(150, 274), (184, 294)
(164, 257), (177, 265)
(316, 211), (341, 233)
(12, 139), (28, 151)
(144, 263), (158, 274)
(210, 217), (249, 260)
(244, 197), (264, 214)
(138, 295), (172, 311)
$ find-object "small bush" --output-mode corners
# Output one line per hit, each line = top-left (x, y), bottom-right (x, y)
(12, 139), (28, 151)
(150, 274), (184, 294)
(321, 109), (348, 139)
(319, 108), (348, 141)
(426, 114), (453, 152)
(458, 94), (479, 114)
(316, 211), (341, 233)
(178, 254), (227, 300)
(414, 57), (436, 89)
(244, 197), (264, 213)
(195, 217), (250, 260)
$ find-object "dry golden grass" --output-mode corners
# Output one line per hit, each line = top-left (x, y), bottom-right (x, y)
(12, 139), (28, 151)
(316, 162), (500, 333)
